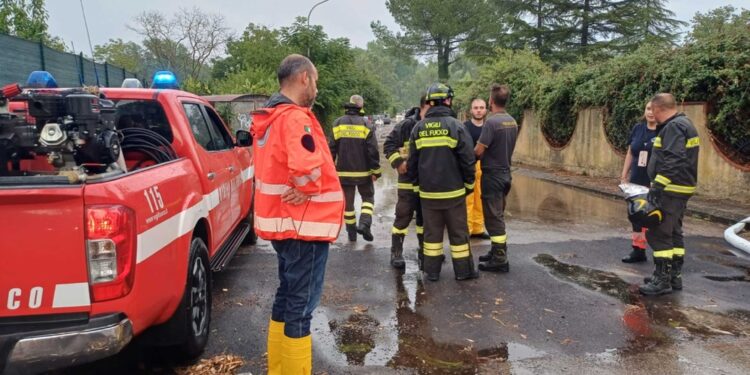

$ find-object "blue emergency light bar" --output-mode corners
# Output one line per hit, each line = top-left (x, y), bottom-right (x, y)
(151, 71), (180, 89)
(26, 71), (58, 88)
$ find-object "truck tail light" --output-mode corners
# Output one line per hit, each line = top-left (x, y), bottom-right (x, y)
(85, 205), (136, 302)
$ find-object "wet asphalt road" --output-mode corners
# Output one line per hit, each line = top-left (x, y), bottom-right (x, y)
(61, 125), (750, 374)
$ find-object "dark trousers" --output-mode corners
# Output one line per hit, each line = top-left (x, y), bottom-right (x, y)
(422, 198), (471, 273)
(392, 189), (424, 236)
(646, 195), (688, 259)
(271, 239), (329, 338)
(481, 171), (511, 246)
(342, 181), (375, 231)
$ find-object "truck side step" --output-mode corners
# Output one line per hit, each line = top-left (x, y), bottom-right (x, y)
(210, 222), (250, 272)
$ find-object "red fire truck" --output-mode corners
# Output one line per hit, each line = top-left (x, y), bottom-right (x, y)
(0, 71), (255, 374)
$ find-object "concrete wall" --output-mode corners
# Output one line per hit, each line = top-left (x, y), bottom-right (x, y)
(514, 104), (750, 201)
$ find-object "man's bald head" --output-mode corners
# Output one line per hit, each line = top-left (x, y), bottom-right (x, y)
(277, 54), (315, 87)
(650, 93), (678, 123)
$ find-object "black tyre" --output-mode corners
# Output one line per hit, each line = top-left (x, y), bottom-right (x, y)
(178, 237), (211, 358)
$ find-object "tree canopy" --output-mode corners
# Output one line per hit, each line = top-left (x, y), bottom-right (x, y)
(0, 0), (65, 50)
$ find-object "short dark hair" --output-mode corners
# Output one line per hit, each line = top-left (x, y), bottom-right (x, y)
(651, 93), (676, 110)
(277, 54), (314, 86)
(470, 98), (487, 107)
(419, 94), (427, 108)
(490, 84), (510, 107)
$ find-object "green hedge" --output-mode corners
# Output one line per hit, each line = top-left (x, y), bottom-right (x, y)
(459, 6), (750, 164)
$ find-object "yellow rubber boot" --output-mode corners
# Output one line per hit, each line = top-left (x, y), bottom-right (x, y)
(281, 334), (312, 375)
(267, 320), (285, 375)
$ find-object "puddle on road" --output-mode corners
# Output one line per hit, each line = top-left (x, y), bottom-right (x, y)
(316, 261), (547, 374)
(506, 174), (629, 228)
(534, 253), (750, 355)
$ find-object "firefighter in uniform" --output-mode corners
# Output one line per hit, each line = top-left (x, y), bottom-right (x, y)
(383, 96), (429, 268)
(640, 93), (699, 296)
(474, 84), (518, 273)
(407, 83), (478, 281)
(330, 95), (382, 242)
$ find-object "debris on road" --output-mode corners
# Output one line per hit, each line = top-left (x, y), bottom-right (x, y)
(176, 354), (245, 375)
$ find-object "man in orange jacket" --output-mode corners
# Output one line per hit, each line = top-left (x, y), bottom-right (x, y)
(252, 54), (344, 375)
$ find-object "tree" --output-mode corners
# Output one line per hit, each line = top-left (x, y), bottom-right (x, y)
(129, 7), (232, 81)
(625, 0), (686, 47)
(93, 38), (152, 79)
(211, 17), (391, 128)
(495, 0), (573, 61)
(372, 0), (500, 81)
(0, 0), (65, 50)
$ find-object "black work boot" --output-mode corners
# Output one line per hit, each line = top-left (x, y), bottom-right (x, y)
(479, 244), (509, 273)
(639, 258), (672, 296)
(423, 255), (442, 281)
(357, 222), (374, 242)
(346, 224), (357, 242)
(390, 234), (406, 269)
(622, 246), (648, 263)
(453, 255), (480, 281)
(670, 256), (684, 290)
(478, 247), (496, 262)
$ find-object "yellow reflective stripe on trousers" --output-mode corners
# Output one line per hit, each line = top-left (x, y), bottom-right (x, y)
(672, 247), (685, 256)
(338, 171), (371, 178)
(653, 137), (662, 148)
(423, 242), (444, 257)
(344, 211), (356, 217)
(653, 249), (673, 259)
(392, 226), (409, 235)
(664, 184), (695, 194)
(361, 209), (373, 215)
(491, 234), (507, 244)
(415, 136), (457, 149)
(333, 124), (370, 140)
(419, 188), (466, 199)
(416, 226), (424, 234)
(387, 153), (401, 163)
(344, 219), (356, 224)
(686, 137), (700, 148)
(361, 202), (374, 209)
(397, 183), (414, 190)
(450, 244), (470, 259)
(654, 174), (671, 186)
(370, 168), (383, 175)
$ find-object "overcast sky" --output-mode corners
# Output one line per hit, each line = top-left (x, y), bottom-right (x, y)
(47, 0), (748, 54)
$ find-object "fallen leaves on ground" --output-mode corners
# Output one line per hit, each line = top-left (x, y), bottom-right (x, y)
(176, 354), (245, 375)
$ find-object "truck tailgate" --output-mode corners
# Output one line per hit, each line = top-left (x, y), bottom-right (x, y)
(0, 187), (91, 317)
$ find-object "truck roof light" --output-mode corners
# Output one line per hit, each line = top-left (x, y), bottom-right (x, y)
(26, 71), (59, 88)
(151, 70), (179, 89)
(121, 78), (143, 88)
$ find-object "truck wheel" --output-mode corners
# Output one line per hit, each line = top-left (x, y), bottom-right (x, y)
(178, 237), (211, 358)
(241, 201), (257, 246)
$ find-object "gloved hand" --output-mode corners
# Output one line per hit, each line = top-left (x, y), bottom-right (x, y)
(648, 185), (664, 208)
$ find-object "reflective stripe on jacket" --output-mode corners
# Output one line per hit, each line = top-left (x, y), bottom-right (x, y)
(407, 105), (476, 201)
(383, 107), (420, 191)
(647, 113), (700, 197)
(329, 110), (381, 185)
(251, 93), (344, 242)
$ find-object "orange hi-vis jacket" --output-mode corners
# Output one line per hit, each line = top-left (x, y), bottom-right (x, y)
(251, 94), (344, 242)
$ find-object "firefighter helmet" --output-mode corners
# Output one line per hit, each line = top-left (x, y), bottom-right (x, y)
(426, 83), (454, 102)
(627, 193), (663, 229)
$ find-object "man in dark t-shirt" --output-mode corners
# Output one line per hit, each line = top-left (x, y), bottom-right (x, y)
(463, 98), (488, 238)
(474, 84), (518, 273)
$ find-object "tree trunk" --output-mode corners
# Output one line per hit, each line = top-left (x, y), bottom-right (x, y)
(437, 39), (450, 81)
(535, 0), (543, 54)
(581, 0), (591, 52)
